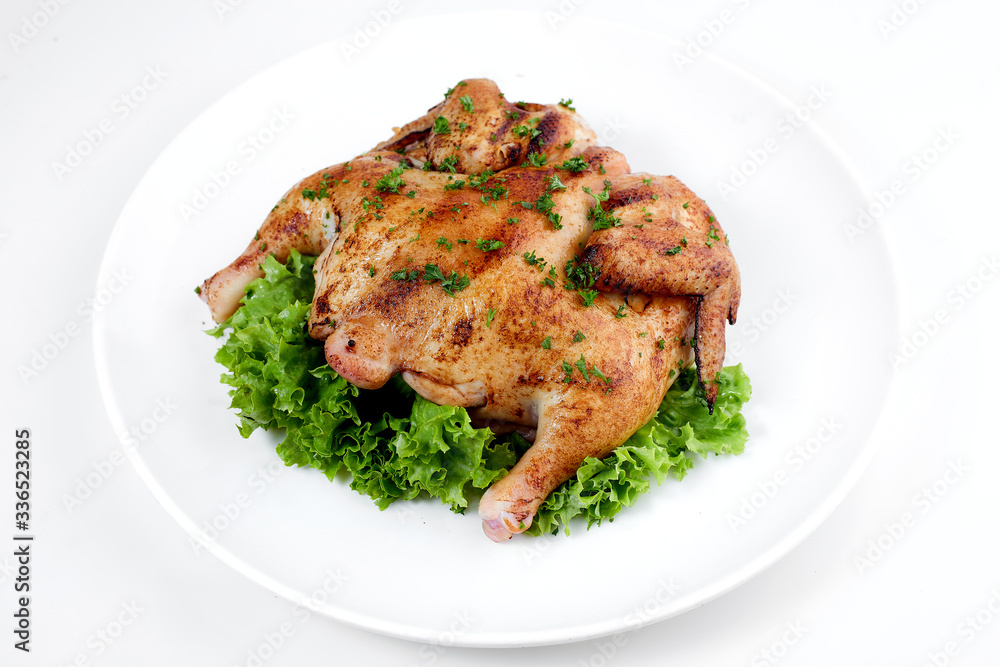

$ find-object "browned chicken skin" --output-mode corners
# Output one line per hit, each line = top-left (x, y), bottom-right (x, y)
(200, 79), (740, 541)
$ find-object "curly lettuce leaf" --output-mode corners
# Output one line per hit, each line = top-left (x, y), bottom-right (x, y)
(527, 364), (751, 536)
(208, 251), (751, 534)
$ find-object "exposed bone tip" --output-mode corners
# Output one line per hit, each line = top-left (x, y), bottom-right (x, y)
(482, 518), (513, 542)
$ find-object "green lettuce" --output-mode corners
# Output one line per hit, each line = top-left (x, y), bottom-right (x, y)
(209, 251), (751, 535)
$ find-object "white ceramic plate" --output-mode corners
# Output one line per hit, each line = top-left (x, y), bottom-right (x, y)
(94, 14), (897, 647)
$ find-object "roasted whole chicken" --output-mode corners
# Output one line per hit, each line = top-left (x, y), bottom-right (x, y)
(201, 79), (740, 541)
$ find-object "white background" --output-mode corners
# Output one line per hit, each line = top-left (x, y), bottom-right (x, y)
(2, 0), (999, 665)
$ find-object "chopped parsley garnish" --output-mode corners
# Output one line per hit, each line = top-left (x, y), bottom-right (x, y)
(564, 256), (599, 291)
(558, 156), (589, 172)
(436, 237), (453, 251)
(546, 174), (567, 191)
(374, 165), (407, 194)
(523, 250), (546, 269)
(558, 98), (575, 111)
(590, 364), (609, 384)
(561, 360), (574, 383)
(525, 152), (548, 167)
(444, 179), (466, 191)
(507, 217), (520, 225)
(368, 267), (376, 277)
(433, 115), (451, 134)
(424, 264), (471, 296)
(475, 238), (504, 252)
(505, 109), (520, 120)
(541, 336), (552, 349)
(486, 308), (497, 327)
(663, 245), (683, 256)
(439, 155), (459, 173)
(706, 224), (721, 247)
(563, 139), (575, 149)
(642, 177), (652, 186)
(535, 191), (561, 229)
(615, 304), (628, 318)
(572, 330), (586, 343)
(301, 186), (330, 201)
(682, 202), (689, 209)
(512, 124), (541, 140)
(391, 268), (422, 281)
(582, 180), (622, 230)
(457, 122), (468, 130)
(657, 339), (666, 350)
(459, 95), (474, 113)
(561, 354), (611, 385)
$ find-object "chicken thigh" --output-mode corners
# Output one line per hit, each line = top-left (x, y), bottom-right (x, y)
(201, 79), (740, 541)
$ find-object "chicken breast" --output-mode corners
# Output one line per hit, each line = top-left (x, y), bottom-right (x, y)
(200, 78), (740, 541)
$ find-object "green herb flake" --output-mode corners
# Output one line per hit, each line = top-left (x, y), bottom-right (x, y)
(433, 115), (451, 134)
(374, 165), (407, 194)
(475, 238), (504, 252)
